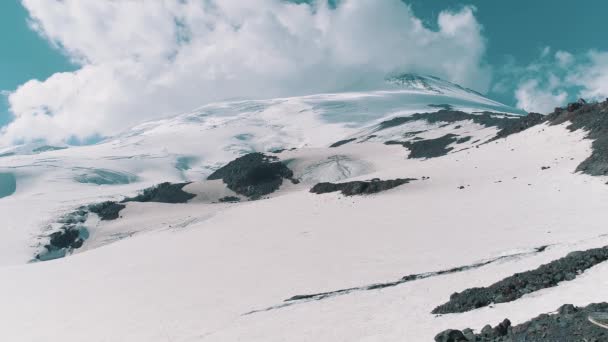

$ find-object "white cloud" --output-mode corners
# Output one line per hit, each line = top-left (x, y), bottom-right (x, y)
(515, 79), (567, 113)
(555, 50), (574, 68)
(1, 0), (491, 145)
(569, 51), (608, 101)
(504, 47), (608, 113)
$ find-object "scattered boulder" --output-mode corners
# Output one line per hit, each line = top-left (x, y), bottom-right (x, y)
(436, 303), (608, 341)
(218, 196), (241, 203)
(432, 246), (608, 314)
(434, 329), (468, 342)
(208, 153), (295, 200)
(310, 178), (415, 196)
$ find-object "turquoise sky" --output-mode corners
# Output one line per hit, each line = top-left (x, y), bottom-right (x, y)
(0, 1), (74, 126)
(1, 0), (607, 125)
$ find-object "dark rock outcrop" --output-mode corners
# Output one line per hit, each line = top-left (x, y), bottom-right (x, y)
(329, 138), (357, 148)
(376, 110), (544, 146)
(122, 182), (196, 203)
(491, 112), (544, 141)
(36, 209), (89, 261)
(386, 134), (458, 159)
(433, 246), (608, 314)
(88, 201), (126, 220)
(376, 110), (524, 132)
(436, 303), (608, 342)
(310, 178), (415, 196)
(218, 196), (241, 203)
(547, 99), (608, 175)
(208, 153), (295, 199)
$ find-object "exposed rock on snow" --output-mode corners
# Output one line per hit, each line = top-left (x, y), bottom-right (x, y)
(386, 134), (459, 159)
(245, 246), (549, 315)
(375, 110), (520, 132)
(491, 112), (544, 141)
(435, 303), (608, 342)
(218, 196), (241, 203)
(35, 209), (89, 261)
(310, 178), (415, 196)
(432, 246), (608, 314)
(208, 153), (295, 199)
(329, 138), (357, 148)
(88, 201), (126, 221)
(123, 182), (196, 204)
(548, 99), (608, 175)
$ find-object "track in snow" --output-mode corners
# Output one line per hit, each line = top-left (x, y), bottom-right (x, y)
(244, 245), (549, 315)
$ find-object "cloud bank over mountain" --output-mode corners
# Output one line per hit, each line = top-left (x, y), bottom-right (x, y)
(1, 0), (491, 144)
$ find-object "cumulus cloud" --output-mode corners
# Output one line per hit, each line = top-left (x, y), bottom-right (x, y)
(555, 50), (574, 68)
(1, 0), (491, 145)
(515, 79), (567, 113)
(503, 47), (608, 113)
(568, 51), (608, 101)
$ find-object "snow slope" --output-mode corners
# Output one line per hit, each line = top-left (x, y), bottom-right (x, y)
(0, 74), (521, 265)
(3, 75), (607, 341)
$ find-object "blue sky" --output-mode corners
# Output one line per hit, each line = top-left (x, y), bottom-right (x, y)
(0, 1), (74, 126)
(408, 0), (608, 105)
(1, 1), (607, 144)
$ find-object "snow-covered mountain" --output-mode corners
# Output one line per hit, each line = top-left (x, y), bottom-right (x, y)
(1, 76), (607, 341)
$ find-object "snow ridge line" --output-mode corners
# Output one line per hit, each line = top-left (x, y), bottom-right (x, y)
(243, 245), (549, 315)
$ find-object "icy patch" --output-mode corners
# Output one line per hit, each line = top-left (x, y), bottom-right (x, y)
(0, 173), (16, 198)
(175, 156), (198, 171)
(74, 169), (138, 185)
(295, 155), (371, 184)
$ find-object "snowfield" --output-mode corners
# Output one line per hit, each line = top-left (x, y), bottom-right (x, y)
(0, 75), (606, 341)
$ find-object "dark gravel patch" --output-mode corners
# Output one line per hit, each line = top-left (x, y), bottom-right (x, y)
(208, 153), (295, 200)
(547, 99), (608, 176)
(122, 182), (196, 203)
(310, 178), (415, 196)
(88, 201), (126, 220)
(376, 110), (521, 132)
(456, 136), (472, 144)
(435, 303), (608, 342)
(491, 112), (544, 141)
(432, 246), (608, 314)
(218, 196), (240, 203)
(329, 138), (357, 148)
(386, 134), (458, 159)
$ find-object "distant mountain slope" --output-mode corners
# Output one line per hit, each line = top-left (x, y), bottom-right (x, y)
(8, 76), (595, 341)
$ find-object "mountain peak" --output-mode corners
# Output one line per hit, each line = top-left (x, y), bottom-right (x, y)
(385, 73), (484, 97)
